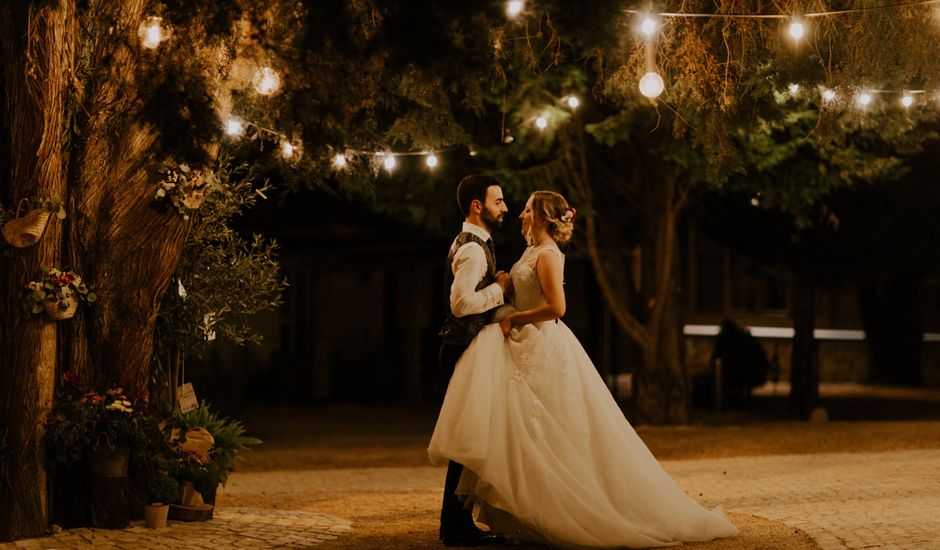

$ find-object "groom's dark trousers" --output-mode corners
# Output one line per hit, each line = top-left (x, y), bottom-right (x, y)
(438, 342), (479, 535)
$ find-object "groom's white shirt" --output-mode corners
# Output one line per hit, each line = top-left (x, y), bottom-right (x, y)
(449, 222), (505, 318)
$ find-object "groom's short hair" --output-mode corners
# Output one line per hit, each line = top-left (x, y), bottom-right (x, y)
(457, 174), (501, 217)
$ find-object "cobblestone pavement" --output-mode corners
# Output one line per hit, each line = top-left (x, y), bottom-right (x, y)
(0, 507), (351, 549)
(664, 449), (940, 550)
(4, 449), (938, 549)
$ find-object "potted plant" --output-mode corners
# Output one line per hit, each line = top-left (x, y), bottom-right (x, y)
(23, 267), (97, 321)
(46, 370), (147, 477)
(169, 401), (259, 519)
(144, 473), (179, 528)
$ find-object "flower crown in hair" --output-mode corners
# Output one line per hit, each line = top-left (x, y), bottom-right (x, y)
(560, 207), (576, 223)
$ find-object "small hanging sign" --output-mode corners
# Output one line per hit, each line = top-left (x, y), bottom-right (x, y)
(177, 382), (198, 413)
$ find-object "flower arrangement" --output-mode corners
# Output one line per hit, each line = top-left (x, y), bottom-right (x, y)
(23, 267), (97, 317)
(170, 401), (260, 503)
(46, 370), (148, 466)
(155, 163), (221, 220)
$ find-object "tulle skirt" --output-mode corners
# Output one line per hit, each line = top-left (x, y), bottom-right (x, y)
(428, 321), (738, 549)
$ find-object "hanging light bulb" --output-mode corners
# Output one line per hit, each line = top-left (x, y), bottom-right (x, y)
(856, 92), (872, 107)
(901, 94), (914, 108)
(138, 16), (166, 49)
(566, 95), (581, 109)
(383, 153), (397, 173)
(280, 140), (294, 159)
(506, 0), (524, 18)
(822, 88), (837, 103)
(535, 115), (548, 129)
(426, 153), (439, 168)
(332, 153), (348, 169)
(788, 19), (805, 41)
(639, 72), (665, 98)
(224, 117), (245, 137)
(252, 67), (281, 95)
(639, 15), (658, 37)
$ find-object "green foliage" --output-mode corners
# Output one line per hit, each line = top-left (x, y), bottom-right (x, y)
(45, 371), (148, 467)
(155, 154), (286, 359)
(146, 473), (180, 504)
(172, 401), (260, 496)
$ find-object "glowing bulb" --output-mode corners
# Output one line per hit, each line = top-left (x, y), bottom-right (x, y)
(566, 96), (580, 109)
(901, 94), (914, 108)
(383, 154), (396, 172)
(788, 83), (800, 95)
(640, 16), (657, 37)
(224, 117), (245, 137)
(750, 197), (760, 207)
(788, 20), (805, 41)
(639, 72), (665, 98)
(822, 89), (837, 102)
(333, 153), (347, 169)
(426, 153), (439, 168)
(280, 140), (294, 159)
(857, 92), (872, 107)
(506, 0), (524, 17)
(535, 115), (548, 129)
(138, 17), (165, 49)
(253, 67), (281, 95)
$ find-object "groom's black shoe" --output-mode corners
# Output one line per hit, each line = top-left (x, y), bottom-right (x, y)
(440, 530), (506, 547)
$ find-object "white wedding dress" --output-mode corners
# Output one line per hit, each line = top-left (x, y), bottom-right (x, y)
(428, 244), (738, 549)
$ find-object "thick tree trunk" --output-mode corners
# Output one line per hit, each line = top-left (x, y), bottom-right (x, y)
(859, 273), (925, 385)
(0, 1), (75, 540)
(64, 0), (190, 391)
(633, 171), (688, 424)
(562, 125), (690, 424)
(789, 267), (818, 417)
(634, 290), (688, 423)
(1, 1), (196, 539)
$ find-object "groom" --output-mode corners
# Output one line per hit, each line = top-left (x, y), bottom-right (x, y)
(437, 174), (511, 547)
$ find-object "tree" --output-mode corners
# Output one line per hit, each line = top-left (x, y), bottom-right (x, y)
(0, 0), (307, 539)
(470, 1), (940, 423)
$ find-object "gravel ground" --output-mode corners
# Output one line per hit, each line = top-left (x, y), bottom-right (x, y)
(212, 392), (940, 549)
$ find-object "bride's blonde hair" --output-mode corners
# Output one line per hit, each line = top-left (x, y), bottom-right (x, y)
(530, 190), (575, 246)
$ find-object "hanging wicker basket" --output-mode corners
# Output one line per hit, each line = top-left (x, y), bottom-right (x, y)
(1, 199), (51, 248)
(43, 290), (78, 321)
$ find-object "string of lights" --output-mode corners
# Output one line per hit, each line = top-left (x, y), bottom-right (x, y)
(136, 0), (940, 174)
(623, 0), (940, 19)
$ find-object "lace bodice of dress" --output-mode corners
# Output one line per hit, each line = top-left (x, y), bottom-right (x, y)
(509, 244), (564, 312)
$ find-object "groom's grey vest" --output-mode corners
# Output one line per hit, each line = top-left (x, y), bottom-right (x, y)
(439, 232), (496, 347)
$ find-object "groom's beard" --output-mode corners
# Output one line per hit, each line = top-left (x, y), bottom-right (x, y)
(482, 209), (505, 231)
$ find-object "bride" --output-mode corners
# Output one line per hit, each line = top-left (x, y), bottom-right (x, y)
(428, 190), (739, 548)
